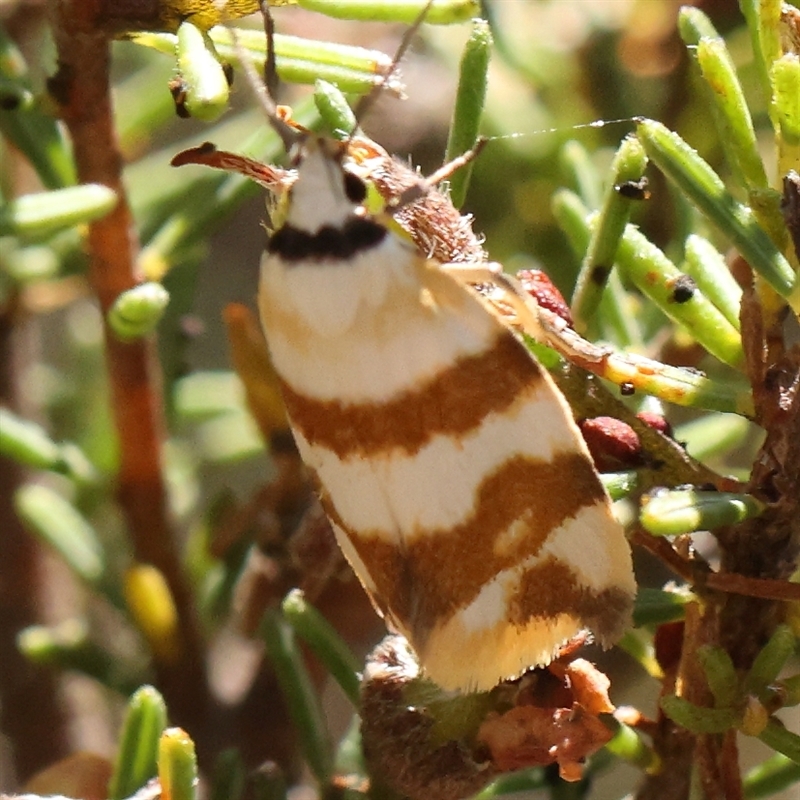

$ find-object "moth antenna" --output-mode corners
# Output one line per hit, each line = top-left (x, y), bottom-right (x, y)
(391, 136), (488, 211)
(350, 0), (435, 137)
(228, 5), (300, 153)
(260, 0), (280, 102)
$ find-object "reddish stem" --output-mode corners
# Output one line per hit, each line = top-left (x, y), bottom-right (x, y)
(48, 0), (209, 731)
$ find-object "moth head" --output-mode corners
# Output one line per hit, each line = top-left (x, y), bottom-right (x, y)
(284, 136), (368, 232)
(296, 136), (366, 201)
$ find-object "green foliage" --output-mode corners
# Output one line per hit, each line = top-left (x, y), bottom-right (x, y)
(109, 686), (168, 799)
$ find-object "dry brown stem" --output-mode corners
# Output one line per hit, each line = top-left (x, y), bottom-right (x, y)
(633, 271), (800, 797)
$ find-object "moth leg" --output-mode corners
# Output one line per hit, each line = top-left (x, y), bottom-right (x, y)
(392, 141), (488, 211)
(439, 261), (539, 329)
(441, 260), (711, 394)
(441, 261), (751, 414)
(440, 261), (608, 365)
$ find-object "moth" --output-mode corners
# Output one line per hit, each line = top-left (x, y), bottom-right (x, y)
(255, 135), (636, 692)
(173, 9), (637, 692)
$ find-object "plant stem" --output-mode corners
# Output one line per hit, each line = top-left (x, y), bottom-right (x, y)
(48, 0), (209, 734)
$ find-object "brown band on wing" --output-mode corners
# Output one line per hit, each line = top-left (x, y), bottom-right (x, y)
(281, 330), (546, 458)
(510, 557), (633, 644)
(324, 450), (608, 642)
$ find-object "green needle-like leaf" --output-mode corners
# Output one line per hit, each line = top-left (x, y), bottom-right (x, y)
(680, 9), (768, 191)
(744, 625), (797, 694)
(678, 6), (721, 43)
(261, 610), (334, 784)
(210, 750), (246, 800)
(610, 223), (744, 367)
(296, 0), (479, 24)
(314, 80), (357, 138)
(551, 188), (591, 257)
(632, 587), (690, 627)
(739, 0), (781, 116)
(159, 728), (198, 800)
(601, 470), (638, 500)
(109, 686), (168, 799)
(604, 720), (659, 771)
(445, 18), (492, 208)
(0, 184), (117, 239)
(0, 407), (95, 482)
(698, 645), (740, 708)
(14, 484), (105, 585)
(681, 234), (742, 330)
(757, 718), (800, 764)
(695, 36), (769, 190)
(135, 29), (400, 95)
(571, 135), (649, 331)
(281, 589), (362, 707)
(108, 282), (170, 341)
(640, 488), (764, 537)
(772, 54), (800, 180)
(660, 694), (738, 734)
(637, 119), (798, 312)
(174, 20), (231, 122)
(673, 413), (752, 462)
(17, 620), (140, 696)
(0, 29), (75, 189)
(744, 753), (800, 798)
(772, 56), (800, 145)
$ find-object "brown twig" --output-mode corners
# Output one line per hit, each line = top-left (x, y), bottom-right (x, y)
(630, 529), (700, 584)
(632, 530), (800, 601)
(634, 601), (720, 800)
(705, 571), (800, 602)
(47, 0), (209, 733)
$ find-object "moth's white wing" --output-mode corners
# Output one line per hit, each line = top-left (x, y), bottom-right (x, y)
(260, 243), (634, 691)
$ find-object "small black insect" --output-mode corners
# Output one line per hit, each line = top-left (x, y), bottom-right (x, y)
(670, 274), (697, 304)
(615, 177), (651, 201)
